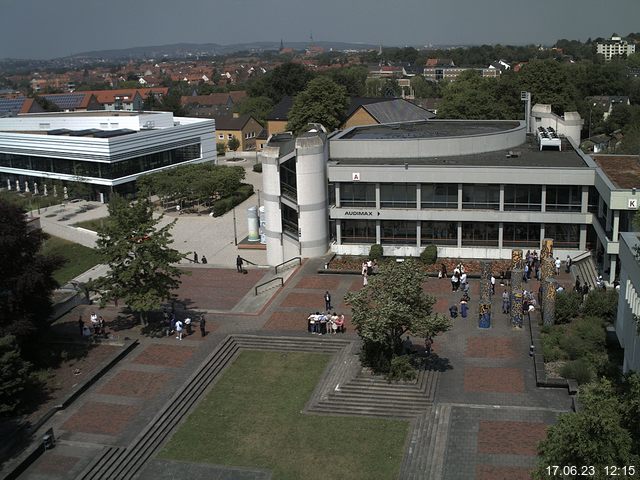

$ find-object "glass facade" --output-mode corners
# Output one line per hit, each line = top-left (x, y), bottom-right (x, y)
(544, 223), (580, 248)
(504, 185), (542, 211)
(341, 220), (376, 244)
(280, 157), (297, 201)
(381, 220), (417, 245)
(545, 186), (582, 212)
(503, 223), (540, 247)
(462, 222), (499, 246)
(282, 204), (298, 238)
(421, 184), (458, 209)
(380, 183), (417, 209)
(0, 143), (201, 180)
(462, 185), (500, 210)
(421, 221), (457, 245)
(588, 186), (599, 214)
(340, 183), (376, 208)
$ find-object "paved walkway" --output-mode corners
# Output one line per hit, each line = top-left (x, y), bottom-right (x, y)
(14, 259), (574, 480)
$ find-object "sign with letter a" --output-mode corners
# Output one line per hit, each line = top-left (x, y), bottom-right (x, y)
(629, 198), (638, 209)
(352, 172), (360, 181)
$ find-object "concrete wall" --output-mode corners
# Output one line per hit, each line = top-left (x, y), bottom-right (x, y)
(260, 146), (284, 266)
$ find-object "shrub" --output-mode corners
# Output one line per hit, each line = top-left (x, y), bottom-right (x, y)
(420, 244), (438, 265)
(386, 355), (417, 382)
(216, 143), (226, 156)
(369, 244), (383, 260)
(0, 335), (32, 416)
(543, 343), (567, 362)
(211, 183), (255, 217)
(583, 289), (618, 322)
(560, 359), (594, 384)
(252, 163), (263, 173)
(555, 291), (583, 323)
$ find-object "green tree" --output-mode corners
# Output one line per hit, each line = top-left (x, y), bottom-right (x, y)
(535, 379), (637, 479)
(227, 136), (240, 152)
(94, 195), (185, 326)
(0, 335), (32, 416)
(410, 76), (442, 99)
(216, 142), (226, 156)
(324, 66), (368, 97)
(344, 259), (451, 372)
(518, 59), (579, 113)
(286, 77), (349, 133)
(235, 96), (273, 124)
(247, 62), (314, 102)
(438, 70), (505, 119)
(0, 200), (64, 339)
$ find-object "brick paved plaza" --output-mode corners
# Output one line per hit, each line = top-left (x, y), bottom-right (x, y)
(14, 257), (574, 480)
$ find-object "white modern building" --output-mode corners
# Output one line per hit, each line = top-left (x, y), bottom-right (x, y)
(615, 231), (640, 372)
(596, 36), (636, 61)
(259, 111), (640, 286)
(0, 111), (216, 199)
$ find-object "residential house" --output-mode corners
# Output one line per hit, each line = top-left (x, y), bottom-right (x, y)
(343, 98), (435, 129)
(587, 96), (631, 120)
(216, 114), (263, 151)
(181, 91), (247, 118)
(597, 36), (636, 61)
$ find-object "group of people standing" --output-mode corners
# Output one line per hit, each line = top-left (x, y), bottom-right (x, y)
(307, 312), (345, 335)
(361, 259), (379, 286)
(164, 308), (206, 340)
(78, 312), (105, 338)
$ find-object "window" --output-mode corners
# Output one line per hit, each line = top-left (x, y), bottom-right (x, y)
(462, 185), (499, 210)
(503, 223), (540, 247)
(588, 186), (599, 214)
(282, 204), (298, 238)
(421, 184), (457, 209)
(341, 220), (376, 244)
(227, 134), (233, 140)
(381, 221), (417, 245)
(461, 222), (498, 247)
(218, 134), (224, 139)
(504, 185), (542, 211)
(421, 221), (457, 245)
(280, 157), (297, 200)
(545, 186), (582, 212)
(544, 224), (579, 248)
(380, 183), (416, 208)
(340, 183), (376, 208)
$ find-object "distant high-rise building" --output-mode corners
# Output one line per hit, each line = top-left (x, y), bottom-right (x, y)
(596, 36), (636, 61)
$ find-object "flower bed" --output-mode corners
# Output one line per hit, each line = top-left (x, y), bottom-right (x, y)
(327, 255), (512, 276)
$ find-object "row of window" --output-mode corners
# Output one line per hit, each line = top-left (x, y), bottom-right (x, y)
(0, 144), (201, 180)
(340, 220), (580, 248)
(338, 183), (591, 212)
(217, 132), (257, 141)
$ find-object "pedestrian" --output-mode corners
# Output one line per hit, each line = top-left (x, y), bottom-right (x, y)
(460, 298), (468, 318)
(582, 282), (589, 299)
(98, 316), (105, 337)
(199, 315), (206, 337)
(324, 291), (332, 311)
(565, 255), (572, 273)
(170, 313), (176, 336)
(236, 255), (244, 273)
(78, 315), (84, 337)
(193, 252), (199, 264)
(440, 263), (447, 279)
(460, 272), (468, 288)
(449, 305), (458, 319)
(184, 317), (192, 336)
(424, 336), (433, 355)
(175, 319), (184, 340)
(575, 276), (581, 293)
(490, 275), (496, 295)
(201, 255), (207, 264)
(363, 270), (368, 286)
(502, 290), (510, 314)
(555, 257), (561, 276)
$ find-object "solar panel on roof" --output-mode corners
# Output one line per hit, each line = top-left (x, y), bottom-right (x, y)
(47, 129), (71, 135)
(42, 93), (85, 110)
(69, 129), (101, 136)
(0, 98), (26, 115)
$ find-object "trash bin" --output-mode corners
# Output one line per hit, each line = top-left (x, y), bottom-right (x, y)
(43, 428), (55, 449)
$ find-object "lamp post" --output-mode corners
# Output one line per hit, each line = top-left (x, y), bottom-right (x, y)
(588, 102), (597, 140)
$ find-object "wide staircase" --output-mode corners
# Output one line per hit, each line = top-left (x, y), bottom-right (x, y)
(399, 404), (452, 480)
(75, 334), (350, 480)
(308, 363), (439, 419)
(571, 251), (599, 289)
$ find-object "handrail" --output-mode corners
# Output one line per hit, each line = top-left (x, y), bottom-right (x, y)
(274, 256), (301, 274)
(255, 277), (284, 295)
(240, 256), (258, 266)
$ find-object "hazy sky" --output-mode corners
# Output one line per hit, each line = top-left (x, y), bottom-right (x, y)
(1, 0), (639, 59)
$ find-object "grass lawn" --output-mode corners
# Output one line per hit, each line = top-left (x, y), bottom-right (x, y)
(73, 217), (111, 232)
(41, 235), (102, 285)
(160, 350), (409, 480)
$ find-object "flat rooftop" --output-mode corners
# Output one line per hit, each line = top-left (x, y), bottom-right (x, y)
(331, 135), (588, 169)
(16, 111), (155, 118)
(593, 155), (640, 189)
(338, 120), (521, 140)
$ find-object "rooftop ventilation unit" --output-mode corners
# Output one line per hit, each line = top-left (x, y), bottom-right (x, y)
(536, 126), (562, 151)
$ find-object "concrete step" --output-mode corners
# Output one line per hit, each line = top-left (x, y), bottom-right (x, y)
(327, 393), (432, 408)
(426, 404), (452, 480)
(75, 446), (126, 480)
(313, 403), (422, 419)
(401, 411), (436, 480)
(333, 387), (431, 402)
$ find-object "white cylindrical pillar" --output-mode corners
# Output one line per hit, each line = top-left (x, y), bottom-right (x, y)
(247, 206), (259, 242)
(261, 146), (284, 266)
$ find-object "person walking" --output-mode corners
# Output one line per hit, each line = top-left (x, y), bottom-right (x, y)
(236, 255), (244, 273)
(565, 255), (572, 273)
(78, 315), (84, 337)
(460, 298), (468, 318)
(502, 290), (510, 314)
(324, 291), (332, 311)
(555, 257), (561, 276)
(199, 316), (206, 337)
(201, 255), (207, 264)
(193, 252), (199, 264)
(184, 317), (192, 336)
(424, 336), (433, 356)
(490, 275), (496, 295)
(175, 319), (184, 340)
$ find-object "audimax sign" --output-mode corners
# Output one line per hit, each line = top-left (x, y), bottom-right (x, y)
(344, 211), (380, 216)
